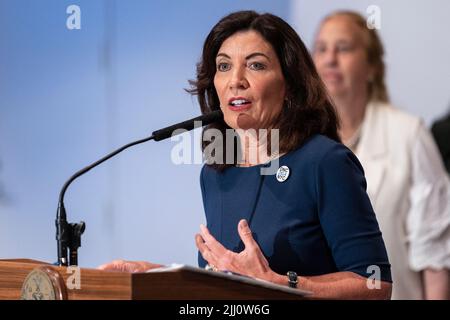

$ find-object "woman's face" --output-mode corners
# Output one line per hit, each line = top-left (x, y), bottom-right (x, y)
(313, 16), (372, 99)
(214, 30), (286, 130)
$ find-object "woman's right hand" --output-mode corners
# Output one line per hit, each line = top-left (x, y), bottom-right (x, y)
(97, 259), (163, 273)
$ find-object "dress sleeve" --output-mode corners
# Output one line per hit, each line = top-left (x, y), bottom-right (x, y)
(316, 143), (392, 282)
(407, 122), (450, 271)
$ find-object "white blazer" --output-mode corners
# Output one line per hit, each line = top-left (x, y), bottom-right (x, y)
(354, 101), (450, 299)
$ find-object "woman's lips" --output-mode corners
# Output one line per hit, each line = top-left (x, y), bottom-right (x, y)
(228, 103), (252, 112)
(322, 72), (343, 82)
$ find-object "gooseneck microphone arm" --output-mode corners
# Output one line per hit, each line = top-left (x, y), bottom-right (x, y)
(56, 135), (155, 266)
(56, 110), (223, 266)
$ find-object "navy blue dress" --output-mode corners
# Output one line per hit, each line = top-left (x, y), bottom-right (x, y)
(198, 134), (392, 282)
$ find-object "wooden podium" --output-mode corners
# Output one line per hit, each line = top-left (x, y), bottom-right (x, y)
(0, 259), (307, 300)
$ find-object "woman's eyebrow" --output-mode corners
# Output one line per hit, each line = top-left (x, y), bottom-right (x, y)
(336, 39), (353, 45)
(216, 52), (271, 61)
(216, 53), (231, 59)
(245, 52), (270, 61)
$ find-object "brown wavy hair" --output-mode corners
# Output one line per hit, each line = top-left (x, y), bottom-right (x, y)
(188, 11), (340, 170)
(318, 11), (389, 103)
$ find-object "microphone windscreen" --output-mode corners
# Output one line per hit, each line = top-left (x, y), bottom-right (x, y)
(152, 110), (223, 141)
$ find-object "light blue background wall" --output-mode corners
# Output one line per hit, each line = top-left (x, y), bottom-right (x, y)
(1, 1), (448, 268)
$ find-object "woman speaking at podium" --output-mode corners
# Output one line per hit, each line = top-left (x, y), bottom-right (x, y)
(99, 11), (392, 299)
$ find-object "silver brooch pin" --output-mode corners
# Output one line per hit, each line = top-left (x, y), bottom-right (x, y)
(276, 165), (290, 182)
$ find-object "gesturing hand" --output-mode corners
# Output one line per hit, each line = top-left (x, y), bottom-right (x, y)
(195, 219), (276, 282)
(97, 260), (163, 273)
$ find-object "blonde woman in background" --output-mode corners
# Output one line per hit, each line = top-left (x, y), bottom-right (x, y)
(312, 11), (450, 299)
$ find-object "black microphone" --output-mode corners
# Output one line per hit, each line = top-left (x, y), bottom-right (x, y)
(152, 110), (223, 141)
(56, 110), (223, 266)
